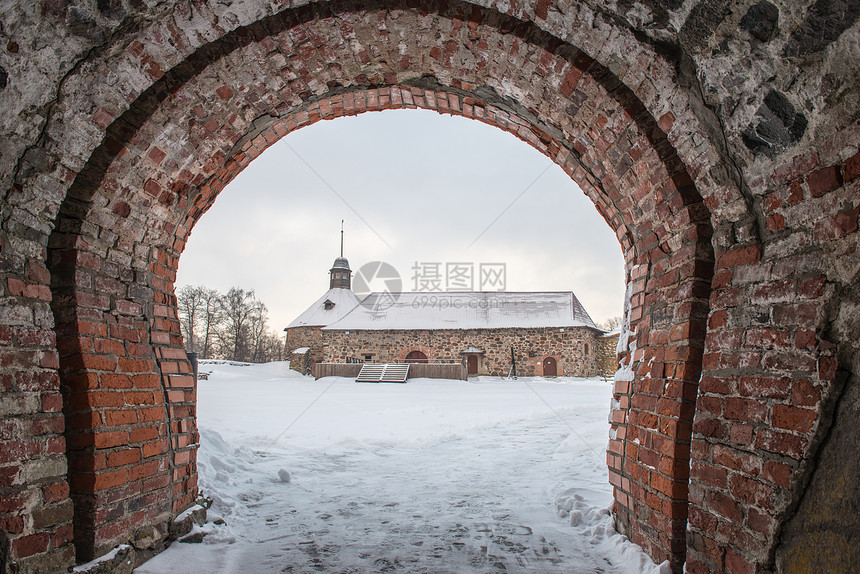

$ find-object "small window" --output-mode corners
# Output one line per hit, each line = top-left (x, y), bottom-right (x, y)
(364, 354), (372, 361)
(584, 342), (590, 355)
(324, 299), (335, 310)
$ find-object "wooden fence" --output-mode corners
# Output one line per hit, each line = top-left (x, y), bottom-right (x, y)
(314, 363), (363, 379)
(315, 362), (467, 381)
(406, 362), (467, 380)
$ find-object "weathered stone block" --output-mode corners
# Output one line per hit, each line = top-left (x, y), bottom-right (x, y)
(74, 544), (136, 574)
(740, 1), (779, 42)
(167, 503), (206, 540)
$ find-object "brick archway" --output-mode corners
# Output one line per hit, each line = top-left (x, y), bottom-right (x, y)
(404, 350), (429, 364)
(2, 2), (857, 573)
(400, 346), (433, 364)
(46, 4), (714, 567)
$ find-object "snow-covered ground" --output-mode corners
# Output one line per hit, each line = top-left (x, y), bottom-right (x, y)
(135, 361), (667, 573)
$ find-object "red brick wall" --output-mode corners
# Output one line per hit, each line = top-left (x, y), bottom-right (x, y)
(0, 1), (856, 572)
(49, 242), (198, 561)
(0, 257), (74, 570)
(684, 140), (860, 574)
(4, 3), (713, 569)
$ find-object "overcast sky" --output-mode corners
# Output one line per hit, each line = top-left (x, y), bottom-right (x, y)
(176, 109), (626, 332)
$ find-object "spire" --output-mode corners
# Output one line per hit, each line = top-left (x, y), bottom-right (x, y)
(330, 220), (351, 289)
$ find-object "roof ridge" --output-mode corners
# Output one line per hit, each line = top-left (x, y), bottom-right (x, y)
(322, 290), (599, 331)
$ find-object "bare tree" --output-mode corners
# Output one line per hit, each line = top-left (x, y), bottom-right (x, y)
(248, 299), (269, 363)
(199, 287), (222, 359)
(218, 287), (257, 361)
(178, 284), (279, 362)
(177, 285), (205, 353)
(252, 328), (283, 364)
(264, 329), (285, 362)
(600, 316), (623, 331)
(178, 285), (224, 358)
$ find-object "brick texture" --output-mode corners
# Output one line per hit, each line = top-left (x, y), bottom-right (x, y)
(0, 1), (857, 573)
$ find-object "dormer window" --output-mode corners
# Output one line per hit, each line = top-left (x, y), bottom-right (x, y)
(324, 299), (335, 310)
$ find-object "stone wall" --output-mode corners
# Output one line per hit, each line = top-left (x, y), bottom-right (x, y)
(597, 332), (620, 379)
(284, 326), (323, 374)
(0, 1), (856, 573)
(322, 327), (601, 377)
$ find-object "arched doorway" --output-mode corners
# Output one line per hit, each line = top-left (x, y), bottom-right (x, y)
(46, 10), (714, 564)
(32, 2), (730, 570)
(542, 357), (557, 377)
(405, 350), (428, 363)
(2, 0), (854, 572)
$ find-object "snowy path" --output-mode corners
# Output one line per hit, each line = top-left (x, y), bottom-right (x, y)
(135, 362), (665, 574)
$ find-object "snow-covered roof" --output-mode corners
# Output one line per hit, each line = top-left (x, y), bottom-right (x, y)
(292, 347), (310, 354)
(330, 256), (351, 270)
(287, 288), (361, 328)
(601, 327), (622, 338)
(323, 292), (599, 331)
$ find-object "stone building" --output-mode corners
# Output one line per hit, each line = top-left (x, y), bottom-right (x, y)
(323, 291), (602, 376)
(286, 258), (603, 377)
(285, 256), (359, 373)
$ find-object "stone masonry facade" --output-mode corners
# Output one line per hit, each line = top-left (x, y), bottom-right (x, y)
(597, 332), (620, 379)
(323, 326), (601, 377)
(0, 1), (857, 573)
(284, 326), (324, 374)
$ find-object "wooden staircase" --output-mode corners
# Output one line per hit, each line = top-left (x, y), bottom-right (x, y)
(355, 363), (410, 383)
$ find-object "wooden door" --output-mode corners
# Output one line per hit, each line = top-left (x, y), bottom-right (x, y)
(467, 355), (478, 374)
(543, 356), (557, 376)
